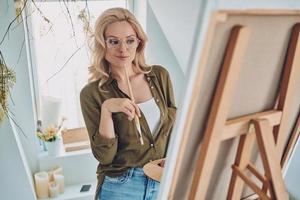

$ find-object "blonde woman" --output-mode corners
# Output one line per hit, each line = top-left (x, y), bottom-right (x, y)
(80, 7), (177, 200)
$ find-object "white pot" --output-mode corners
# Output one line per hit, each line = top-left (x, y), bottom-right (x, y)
(45, 138), (61, 156)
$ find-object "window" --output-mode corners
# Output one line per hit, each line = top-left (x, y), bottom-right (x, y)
(27, 1), (129, 129)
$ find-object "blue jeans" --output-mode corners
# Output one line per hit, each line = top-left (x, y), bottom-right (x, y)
(99, 167), (160, 200)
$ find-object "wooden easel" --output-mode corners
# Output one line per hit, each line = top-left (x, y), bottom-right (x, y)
(188, 23), (300, 200)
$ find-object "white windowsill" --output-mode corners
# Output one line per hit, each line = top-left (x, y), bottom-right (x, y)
(38, 148), (92, 160)
(37, 181), (96, 200)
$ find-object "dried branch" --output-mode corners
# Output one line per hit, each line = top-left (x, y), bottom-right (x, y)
(0, 0), (29, 46)
(84, 0), (91, 34)
(62, 0), (78, 47)
(31, 0), (54, 34)
(7, 109), (28, 138)
(17, 37), (25, 64)
(7, 85), (16, 107)
(0, 51), (16, 126)
(45, 44), (84, 83)
(11, 0), (53, 39)
(31, 0), (50, 23)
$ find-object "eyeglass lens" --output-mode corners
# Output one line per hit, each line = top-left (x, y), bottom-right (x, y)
(106, 37), (139, 49)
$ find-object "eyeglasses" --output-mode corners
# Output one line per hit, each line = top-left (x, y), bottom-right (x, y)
(105, 36), (140, 49)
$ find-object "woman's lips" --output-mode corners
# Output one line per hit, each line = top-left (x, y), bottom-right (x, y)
(116, 56), (129, 59)
(116, 56), (130, 60)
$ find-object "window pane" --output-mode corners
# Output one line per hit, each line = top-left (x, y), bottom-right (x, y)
(30, 1), (127, 128)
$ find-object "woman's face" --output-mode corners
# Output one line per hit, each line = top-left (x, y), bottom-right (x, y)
(104, 21), (139, 68)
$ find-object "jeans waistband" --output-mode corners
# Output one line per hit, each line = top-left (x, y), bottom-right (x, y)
(128, 167), (145, 176)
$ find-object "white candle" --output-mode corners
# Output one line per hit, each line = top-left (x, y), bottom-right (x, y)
(54, 174), (65, 193)
(48, 181), (59, 198)
(48, 166), (63, 181)
(53, 166), (63, 175)
(34, 172), (49, 198)
(48, 170), (54, 182)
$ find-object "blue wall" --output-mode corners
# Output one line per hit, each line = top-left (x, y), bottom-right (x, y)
(0, 0), (37, 198)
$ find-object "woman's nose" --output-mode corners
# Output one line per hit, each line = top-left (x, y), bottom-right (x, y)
(118, 41), (127, 51)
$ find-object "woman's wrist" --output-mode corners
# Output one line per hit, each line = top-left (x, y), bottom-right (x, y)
(101, 101), (112, 116)
(98, 129), (115, 139)
(99, 101), (115, 138)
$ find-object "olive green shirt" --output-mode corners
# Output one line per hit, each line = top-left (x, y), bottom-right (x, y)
(80, 65), (177, 198)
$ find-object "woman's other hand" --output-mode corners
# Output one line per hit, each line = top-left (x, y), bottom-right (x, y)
(158, 159), (165, 168)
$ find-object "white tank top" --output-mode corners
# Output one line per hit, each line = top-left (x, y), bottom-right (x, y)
(138, 98), (160, 135)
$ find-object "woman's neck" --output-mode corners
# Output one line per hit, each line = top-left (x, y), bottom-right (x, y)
(110, 63), (137, 83)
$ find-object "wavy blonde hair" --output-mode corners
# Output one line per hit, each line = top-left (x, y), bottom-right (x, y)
(89, 7), (151, 89)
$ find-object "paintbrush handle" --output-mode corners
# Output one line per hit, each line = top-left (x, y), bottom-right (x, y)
(124, 66), (144, 145)
(135, 116), (144, 145)
(124, 68), (136, 101)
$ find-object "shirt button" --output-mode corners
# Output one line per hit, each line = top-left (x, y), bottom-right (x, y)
(156, 99), (159, 103)
(150, 143), (154, 147)
(151, 86), (154, 89)
(147, 77), (150, 81)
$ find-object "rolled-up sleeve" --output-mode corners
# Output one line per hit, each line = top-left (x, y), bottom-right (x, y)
(80, 87), (118, 165)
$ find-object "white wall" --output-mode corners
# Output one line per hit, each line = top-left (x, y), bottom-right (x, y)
(0, 120), (36, 199)
(0, 0), (39, 172)
(146, 2), (185, 106)
(148, 0), (204, 75)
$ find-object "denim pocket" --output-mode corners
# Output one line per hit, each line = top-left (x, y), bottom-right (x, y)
(104, 169), (132, 184)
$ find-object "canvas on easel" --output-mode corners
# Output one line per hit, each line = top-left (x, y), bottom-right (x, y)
(167, 10), (300, 200)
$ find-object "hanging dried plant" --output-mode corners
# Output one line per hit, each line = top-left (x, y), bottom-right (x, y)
(14, 0), (25, 23)
(78, 9), (92, 35)
(0, 51), (16, 122)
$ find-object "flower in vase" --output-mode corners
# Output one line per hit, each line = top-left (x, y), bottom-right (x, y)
(36, 117), (67, 142)
(37, 124), (58, 142)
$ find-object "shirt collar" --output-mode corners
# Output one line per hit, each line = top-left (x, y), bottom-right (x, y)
(105, 73), (115, 85)
(104, 66), (155, 86)
(146, 68), (156, 77)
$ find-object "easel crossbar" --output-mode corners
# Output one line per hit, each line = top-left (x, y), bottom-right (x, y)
(222, 110), (282, 141)
(246, 163), (269, 186)
(232, 165), (270, 200)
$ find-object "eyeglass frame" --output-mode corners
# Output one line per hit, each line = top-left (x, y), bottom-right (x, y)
(105, 36), (141, 49)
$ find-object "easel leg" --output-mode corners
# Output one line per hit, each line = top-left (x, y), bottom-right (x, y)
(253, 119), (289, 200)
(188, 25), (250, 200)
(274, 23), (300, 157)
(227, 125), (256, 200)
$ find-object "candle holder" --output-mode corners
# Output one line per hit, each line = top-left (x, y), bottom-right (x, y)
(34, 172), (49, 198)
(54, 174), (65, 194)
(48, 181), (59, 198)
(48, 166), (63, 181)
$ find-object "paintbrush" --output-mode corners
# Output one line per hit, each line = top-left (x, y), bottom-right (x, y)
(124, 65), (144, 145)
